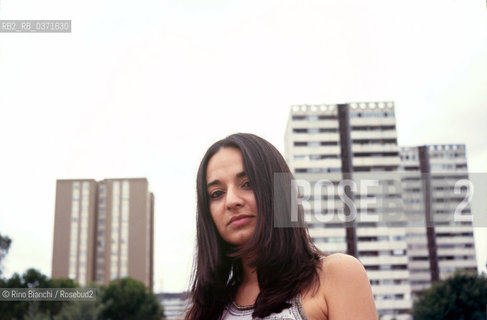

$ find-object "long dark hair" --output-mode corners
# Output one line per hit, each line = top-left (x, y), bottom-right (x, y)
(186, 133), (323, 320)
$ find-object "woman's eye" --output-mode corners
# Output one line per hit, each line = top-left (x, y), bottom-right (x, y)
(242, 181), (251, 188)
(209, 191), (223, 199)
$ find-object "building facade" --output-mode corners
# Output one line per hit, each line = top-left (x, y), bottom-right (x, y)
(284, 103), (479, 319)
(157, 292), (189, 320)
(285, 102), (412, 320)
(52, 178), (154, 291)
(399, 145), (477, 298)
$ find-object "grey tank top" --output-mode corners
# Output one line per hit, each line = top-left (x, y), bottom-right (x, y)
(220, 294), (307, 320)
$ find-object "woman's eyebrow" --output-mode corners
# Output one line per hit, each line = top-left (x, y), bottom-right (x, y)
(206, 179), (220, 189)
(236, 171), (247, 179)
(207, 172), (247, 189)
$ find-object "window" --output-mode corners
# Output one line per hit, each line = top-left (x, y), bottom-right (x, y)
(412, 256), (428, 261)
(392, 249), (405, 256)
(319, 128), (338, 133)
(318, 115), (337, 120)
(321, 141), (338, 146)
(391, 264), (408, 270)
(392, 235), (405, 241)
(308, 141), (320, 147)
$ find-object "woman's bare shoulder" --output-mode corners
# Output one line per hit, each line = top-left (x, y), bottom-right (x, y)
(317, 253), (377, 320)
(320, 253), (364, 275)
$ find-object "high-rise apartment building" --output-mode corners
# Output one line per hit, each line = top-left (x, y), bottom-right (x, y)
(284, 103), (479, 319)
(285, 102), (412, 320)
(52, 178), (154, 291)
(399, 145), (477, 298)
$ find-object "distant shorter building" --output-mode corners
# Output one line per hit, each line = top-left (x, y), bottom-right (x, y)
(157, 292), (189, 320)
(52, 178), (154, 291)
(400, 145), (477, 298)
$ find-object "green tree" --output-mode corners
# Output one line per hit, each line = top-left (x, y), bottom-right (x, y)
(53, 299), (103, 320)
(0, 269), (78, 320)
(23, 269), (49, 288)
(413, 271), (487, 320)
(20, 269), (51, 320)
(0, 233), (12, 277)
(100, 277), (163, 320)
(41, 278), (78, 319)
(0, 269), (45, 320)
(52, 281), (102, 320)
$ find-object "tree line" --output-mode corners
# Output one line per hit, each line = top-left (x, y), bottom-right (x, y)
(0, 268), (164, 320)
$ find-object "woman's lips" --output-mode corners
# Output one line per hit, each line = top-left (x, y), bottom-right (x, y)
(228, 215), (254, 227)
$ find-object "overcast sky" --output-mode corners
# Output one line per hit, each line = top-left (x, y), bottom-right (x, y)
(0, 0), (486, 293)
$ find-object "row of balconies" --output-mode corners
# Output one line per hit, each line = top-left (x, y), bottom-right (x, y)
(405, 249), (429, 257)
(350, 130), (398, 140)
(353, 157), (401, 166)
(408, 272), (431, 281)
(408, 260), (430, 269)
(358, 241), (407, 251)
(360, 256), (409, 265)
(315, 242), (345, 253)
(437, 248), (477, 256)
(292, 133), (340, 142)
(350, 117), (397, 126)
(436, 236), (476, 245)
(356, 227), (407, 236)
(371, 284), (412, 295)
(366, 270), (410, 280)
(438, 259), (478, 268)
(436, 225), (475, 232)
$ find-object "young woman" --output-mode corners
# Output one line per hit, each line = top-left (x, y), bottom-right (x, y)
(186, 133), (377, 320)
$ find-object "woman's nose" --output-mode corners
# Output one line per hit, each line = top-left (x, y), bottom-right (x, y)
(226, 187), (244, 210)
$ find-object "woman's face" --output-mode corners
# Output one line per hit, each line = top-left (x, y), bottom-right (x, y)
(206, 147), (258, 246)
